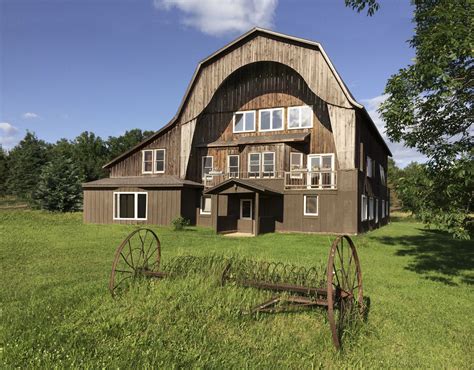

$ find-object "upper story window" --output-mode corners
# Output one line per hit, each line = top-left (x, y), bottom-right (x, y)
(367, 156), (374, 177)
(379, 164), (386, 185)
(233, 111), (255, 133)
(248, 153), (261, 177)
(114, 192), (147, 221)
(155, 149), (165, 173)
(290, 152), (303, 179)
(259, 108), (283, 132)
(142, 149), (165, 174)
(262, 152), (275, 177)
(288, 105), (313, 129)
(202, 156), (213, 179)
(227, 155), (239, 178)
(142, 150), (153, 173)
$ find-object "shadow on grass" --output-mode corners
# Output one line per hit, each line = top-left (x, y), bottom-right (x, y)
(373, 228), (473, 286)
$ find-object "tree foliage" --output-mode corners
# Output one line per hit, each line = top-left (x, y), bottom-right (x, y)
(6, 132), (51, 200)
(71, 132), (108, 182)
(107, 129), (155, 161)
(33, 157), (83, 212)
(346, 0), (473, 238)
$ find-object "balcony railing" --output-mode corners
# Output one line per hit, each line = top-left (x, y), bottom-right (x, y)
(203, 170), (337, 190)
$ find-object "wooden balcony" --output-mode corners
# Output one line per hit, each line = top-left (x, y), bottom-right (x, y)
(203, 170), (337, 190)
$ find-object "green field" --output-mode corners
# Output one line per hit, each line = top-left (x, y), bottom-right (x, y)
(1, 210), (473, 368)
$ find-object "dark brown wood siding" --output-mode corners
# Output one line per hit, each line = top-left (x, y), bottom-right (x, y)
(109, 125), (181, 177)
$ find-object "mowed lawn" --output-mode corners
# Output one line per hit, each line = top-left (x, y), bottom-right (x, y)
(1, 210), (473, 368)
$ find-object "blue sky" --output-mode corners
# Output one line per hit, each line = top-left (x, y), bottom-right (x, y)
(0, 0), (424, 166)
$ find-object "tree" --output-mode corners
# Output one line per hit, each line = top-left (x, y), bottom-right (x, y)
(6, 132), (50, 200)
(0, 146), (9, 196)
(33, 157), (83, 212)
(387, 158), (402, 210)
(106, 129), (155, 161)
(71, 132), (108, 182)
(346, 0), (473, 238)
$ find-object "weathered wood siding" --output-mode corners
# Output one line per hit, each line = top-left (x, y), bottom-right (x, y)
(109, 125), (181, 177)
(83, 187), (182, 225)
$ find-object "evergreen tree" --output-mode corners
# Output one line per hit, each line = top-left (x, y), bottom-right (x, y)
(0, 146), (9, 196)
(33, 156), (83, 212)
(6, 132), (50, 200)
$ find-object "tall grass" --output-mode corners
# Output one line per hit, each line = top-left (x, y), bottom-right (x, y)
(1, 210), (472, 368)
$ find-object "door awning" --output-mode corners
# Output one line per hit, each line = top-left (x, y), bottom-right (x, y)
(204, 178), (283, 195)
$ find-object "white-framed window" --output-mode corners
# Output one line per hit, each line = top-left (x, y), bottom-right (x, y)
(375, 198), (379, 223)
(367, 156), (373, 177)
(307, 153), (335, 188)
(304, 195), (318, 216)
(233, 110), (256, 133)
(240, 199), (252, 220)
(155, 149), (165, 173)
(290, 152), (304, 179)
(386, 200), (389, 217)
(248, 153), (261, 177)
(202, 156), (213, 179)
(200, 195), (212, 215)
(259, 108), (283, 132)
(262, 152), (275, 177)
(288, 105), (313, 129)
(113, 192), (147, 220)
(142, 150), (153, 174)
(227, 155), (239, 178)
(379, 164), (386, 185)
(142, 149), (165, 174)
(382, 200), (385, 219)
(369, 197), (374, 220)
(361, 194), (368, 221)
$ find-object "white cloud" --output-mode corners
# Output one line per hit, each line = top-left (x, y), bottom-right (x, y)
(154, 0), (278, 36)
(22, 112), (40, 119)
(0, 122), (20, 149)
(361, 95), (427, 168)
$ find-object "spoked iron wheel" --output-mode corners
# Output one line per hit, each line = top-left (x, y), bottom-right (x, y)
(326, 235), (363, 349)
(109, 228), (161, 297)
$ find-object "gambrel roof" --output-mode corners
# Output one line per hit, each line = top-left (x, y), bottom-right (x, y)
(104, 28), (391, 169)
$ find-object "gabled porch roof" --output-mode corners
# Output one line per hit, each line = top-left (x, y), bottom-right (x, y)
(204, 178), (283, 195)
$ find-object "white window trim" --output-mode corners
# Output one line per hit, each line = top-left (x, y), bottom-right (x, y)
(262, 152), (275, 177)
(287, 105), (313, 130)
(375, 198), (379, 223)
(142, 150), (154, 174)
(382, 200), (385, 219)
(307, 153), (336, 189)
(361, 194), (368, 221)
(369, 197), (374, 220)
(259, 107), (284, 132)
(202, 156), (214, 180)
(290, 152), (304, 179)
(227, 155), (240, 178)
(240, 199), (253, 220)
(379, 164), (386, 185)
(367, 156), (373, 178)
(200, 195), (212, 215)
(248, 152), (261, 177)
(113, 192), (148, 221)
(303, 195), (319, 216)
(233, 110), (256, 133)
(154, 149), (166, 174)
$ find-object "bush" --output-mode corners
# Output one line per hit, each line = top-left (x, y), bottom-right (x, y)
(33, 157), (83, 212)
(171, 216), (190, 231)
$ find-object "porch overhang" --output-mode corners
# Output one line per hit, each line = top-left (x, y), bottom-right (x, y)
(196, 132), (310, 148)
(204, 178), (282, 195)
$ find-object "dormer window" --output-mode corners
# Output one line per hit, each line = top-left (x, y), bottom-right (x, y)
(259, 108), (283, 131)
(233, 111), (255, 133)
(142, 149), (166, 174)
(288, 105), (313, 129)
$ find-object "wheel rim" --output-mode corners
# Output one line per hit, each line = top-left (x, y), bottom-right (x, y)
(109, 228), (161, 296)
(327, 235), (363, 349)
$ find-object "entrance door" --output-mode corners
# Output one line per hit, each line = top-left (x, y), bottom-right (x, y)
(237, 198), (253, 233)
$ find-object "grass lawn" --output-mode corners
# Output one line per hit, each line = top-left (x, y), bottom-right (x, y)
(1, 210), (473, 368)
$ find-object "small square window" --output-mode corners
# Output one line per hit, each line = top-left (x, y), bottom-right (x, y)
(259, 108), (284, 132)
(233, 111), (255, 133)
(288, 105), (313, 129)
(304, 195), (318, 216)
(200, 195), (212, 215)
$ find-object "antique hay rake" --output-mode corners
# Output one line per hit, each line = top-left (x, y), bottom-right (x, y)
(109, 228), (364, 350)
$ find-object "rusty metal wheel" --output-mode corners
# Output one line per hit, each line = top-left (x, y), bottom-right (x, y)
(109, 228), (161, 297)
(326, 235), (363, 350)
